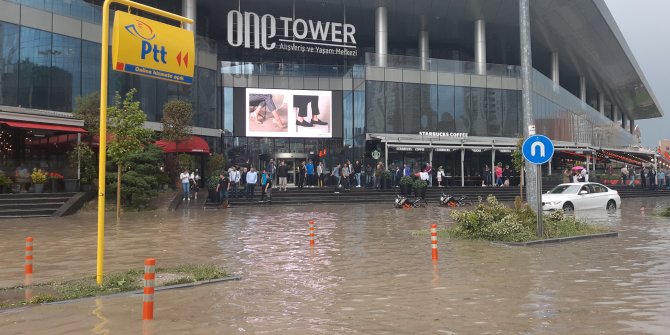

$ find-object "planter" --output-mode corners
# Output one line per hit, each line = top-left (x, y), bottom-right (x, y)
(50, 179), (63, 192)
(414, 187), (427, 199)
(64, 179), (79, 192)
(208, 189), (219, 203)
(81, 184), (94, 192)
(32, 183), (45, 193)
(400, 184), (412, 196)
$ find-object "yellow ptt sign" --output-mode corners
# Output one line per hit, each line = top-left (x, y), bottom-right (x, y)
(112, 11), (195, 84)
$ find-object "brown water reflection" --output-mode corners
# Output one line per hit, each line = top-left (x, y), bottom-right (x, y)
(0, 198), (669, 334)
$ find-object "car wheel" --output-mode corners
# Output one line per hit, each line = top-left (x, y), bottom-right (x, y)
(606, 200), (617, 210)
(562, 202), (574, 212)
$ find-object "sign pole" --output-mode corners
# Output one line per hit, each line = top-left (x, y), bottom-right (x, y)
(96, 0), (111, 287)
(536, 165), (543, 238)
(522, 135), (553, 239)
(96, 0), (193, 286)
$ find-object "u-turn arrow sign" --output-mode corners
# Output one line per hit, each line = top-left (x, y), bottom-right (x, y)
(522, 135), (554, 165)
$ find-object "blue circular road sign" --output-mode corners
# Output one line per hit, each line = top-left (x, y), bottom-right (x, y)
(522, 135), (554, 165)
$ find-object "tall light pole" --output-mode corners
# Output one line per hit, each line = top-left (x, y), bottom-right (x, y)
(519, 0), (542, 236)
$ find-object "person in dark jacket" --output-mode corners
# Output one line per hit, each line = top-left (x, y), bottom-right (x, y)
(276, 160), (289, 191)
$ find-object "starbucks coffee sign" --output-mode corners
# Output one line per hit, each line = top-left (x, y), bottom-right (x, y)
(419, 132), (469, 138)
(227, 10), (358, 56)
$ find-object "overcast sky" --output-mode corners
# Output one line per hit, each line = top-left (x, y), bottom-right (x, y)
(604, 0), (670, 148)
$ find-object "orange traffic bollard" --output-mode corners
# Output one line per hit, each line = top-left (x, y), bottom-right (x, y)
(25, 237), (33, 275)
(431, 224), (438, 260)
(309, 220), (315, 247)
(142, 258), (156, 320)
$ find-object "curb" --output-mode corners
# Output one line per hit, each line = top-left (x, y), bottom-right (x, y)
(0, 275), (241, 311)
(494, 231), (619, 246)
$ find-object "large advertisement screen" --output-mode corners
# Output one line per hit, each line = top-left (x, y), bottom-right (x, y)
(246, 88), (332, 138)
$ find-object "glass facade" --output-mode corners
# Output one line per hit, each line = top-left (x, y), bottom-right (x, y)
(365, 81), (522, 137)
(0, 0), (650, 176)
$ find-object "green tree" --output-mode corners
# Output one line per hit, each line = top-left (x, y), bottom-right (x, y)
(106, 144), (163, 210)
(67, 143), (97, 185)
(107, 89), (153, 215)
(511, 137), (525, 200)
(73, 92), (101, 134)
(161, 100), (193, 184)
(206, 153), (227, 178)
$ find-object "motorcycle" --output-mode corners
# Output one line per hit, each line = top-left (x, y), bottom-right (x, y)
(440, 193), (472, 207)
(394, 195), (412, 209)
(394, 194), (427, 208)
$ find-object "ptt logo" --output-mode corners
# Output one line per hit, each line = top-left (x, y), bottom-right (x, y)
(125, 20), (167, 64)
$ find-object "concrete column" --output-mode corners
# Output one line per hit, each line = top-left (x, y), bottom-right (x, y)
(598, 93), (605, 115)
(491, 149), (496, 186)
(419, 16), (429, 71)
(182, 0), (196, 32)
(579, 76), (586, 102)
(375, 6), (388, 67)
(384, 142), (388, 172)
(551, 52), (559, 87)
(475, 19), (486, 75)
(461, 149), (465, 187)
(613, 106), (619, 124)
(621, 112), (626, 129)
(630, 119), (635, 134)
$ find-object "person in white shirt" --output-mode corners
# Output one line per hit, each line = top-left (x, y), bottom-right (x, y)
(246, 167), (258, 200)
(190, 169), (201, 199)
(228, 166), (240, 198)
(179, 168), (190, 201)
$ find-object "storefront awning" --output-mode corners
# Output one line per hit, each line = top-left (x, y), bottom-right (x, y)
(155, 136), (210, 153)
(1, 121), (87, 133)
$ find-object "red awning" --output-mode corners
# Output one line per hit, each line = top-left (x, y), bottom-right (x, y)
(1, 121), (87, 133)
(155, 136), (210, 153)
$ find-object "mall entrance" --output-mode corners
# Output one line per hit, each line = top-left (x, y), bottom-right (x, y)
(272, 153), (309, 187)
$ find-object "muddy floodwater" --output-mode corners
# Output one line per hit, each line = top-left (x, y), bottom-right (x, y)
(1, 197), (670, 334)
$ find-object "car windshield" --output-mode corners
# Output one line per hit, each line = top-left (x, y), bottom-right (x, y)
(548, 185), (581, 194)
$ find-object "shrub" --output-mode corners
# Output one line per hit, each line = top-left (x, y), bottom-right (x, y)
(206, 175), (220, 190)
(0, 174), (10, 186)
(413, 179), (427, 189)
(399, 176), (414, 186)
(48, 172), (64, 180)
(206, 153), (226, 177)
(448, 195), (606, 242)
(31, 169), (47, 184)
(106, 144), (163, 210)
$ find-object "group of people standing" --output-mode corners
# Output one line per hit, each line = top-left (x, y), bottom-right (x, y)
(179, 168), (201, 201)
(482, 163), (515, 187)
(215, 161), (277, 208)
(620, 165), (668, 189)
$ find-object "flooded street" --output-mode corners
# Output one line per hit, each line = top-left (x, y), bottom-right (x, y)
(1, 197), (670, 334)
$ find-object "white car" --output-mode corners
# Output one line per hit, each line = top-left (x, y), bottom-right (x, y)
(542, 182), (621, 211)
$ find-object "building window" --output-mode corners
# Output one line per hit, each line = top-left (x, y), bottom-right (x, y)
(19, 27), (52, 109)
(0, 22), (19, 106)
(51, 33), (82, 112)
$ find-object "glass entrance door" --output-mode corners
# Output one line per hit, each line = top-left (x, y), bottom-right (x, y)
(286, 159), (295, 186)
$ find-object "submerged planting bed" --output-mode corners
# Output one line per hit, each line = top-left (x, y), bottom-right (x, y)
(0, 264), (232, 309)
(412, 196), (613, 244)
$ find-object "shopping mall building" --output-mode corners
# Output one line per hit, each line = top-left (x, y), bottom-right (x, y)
(0, 0), (663, 185)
